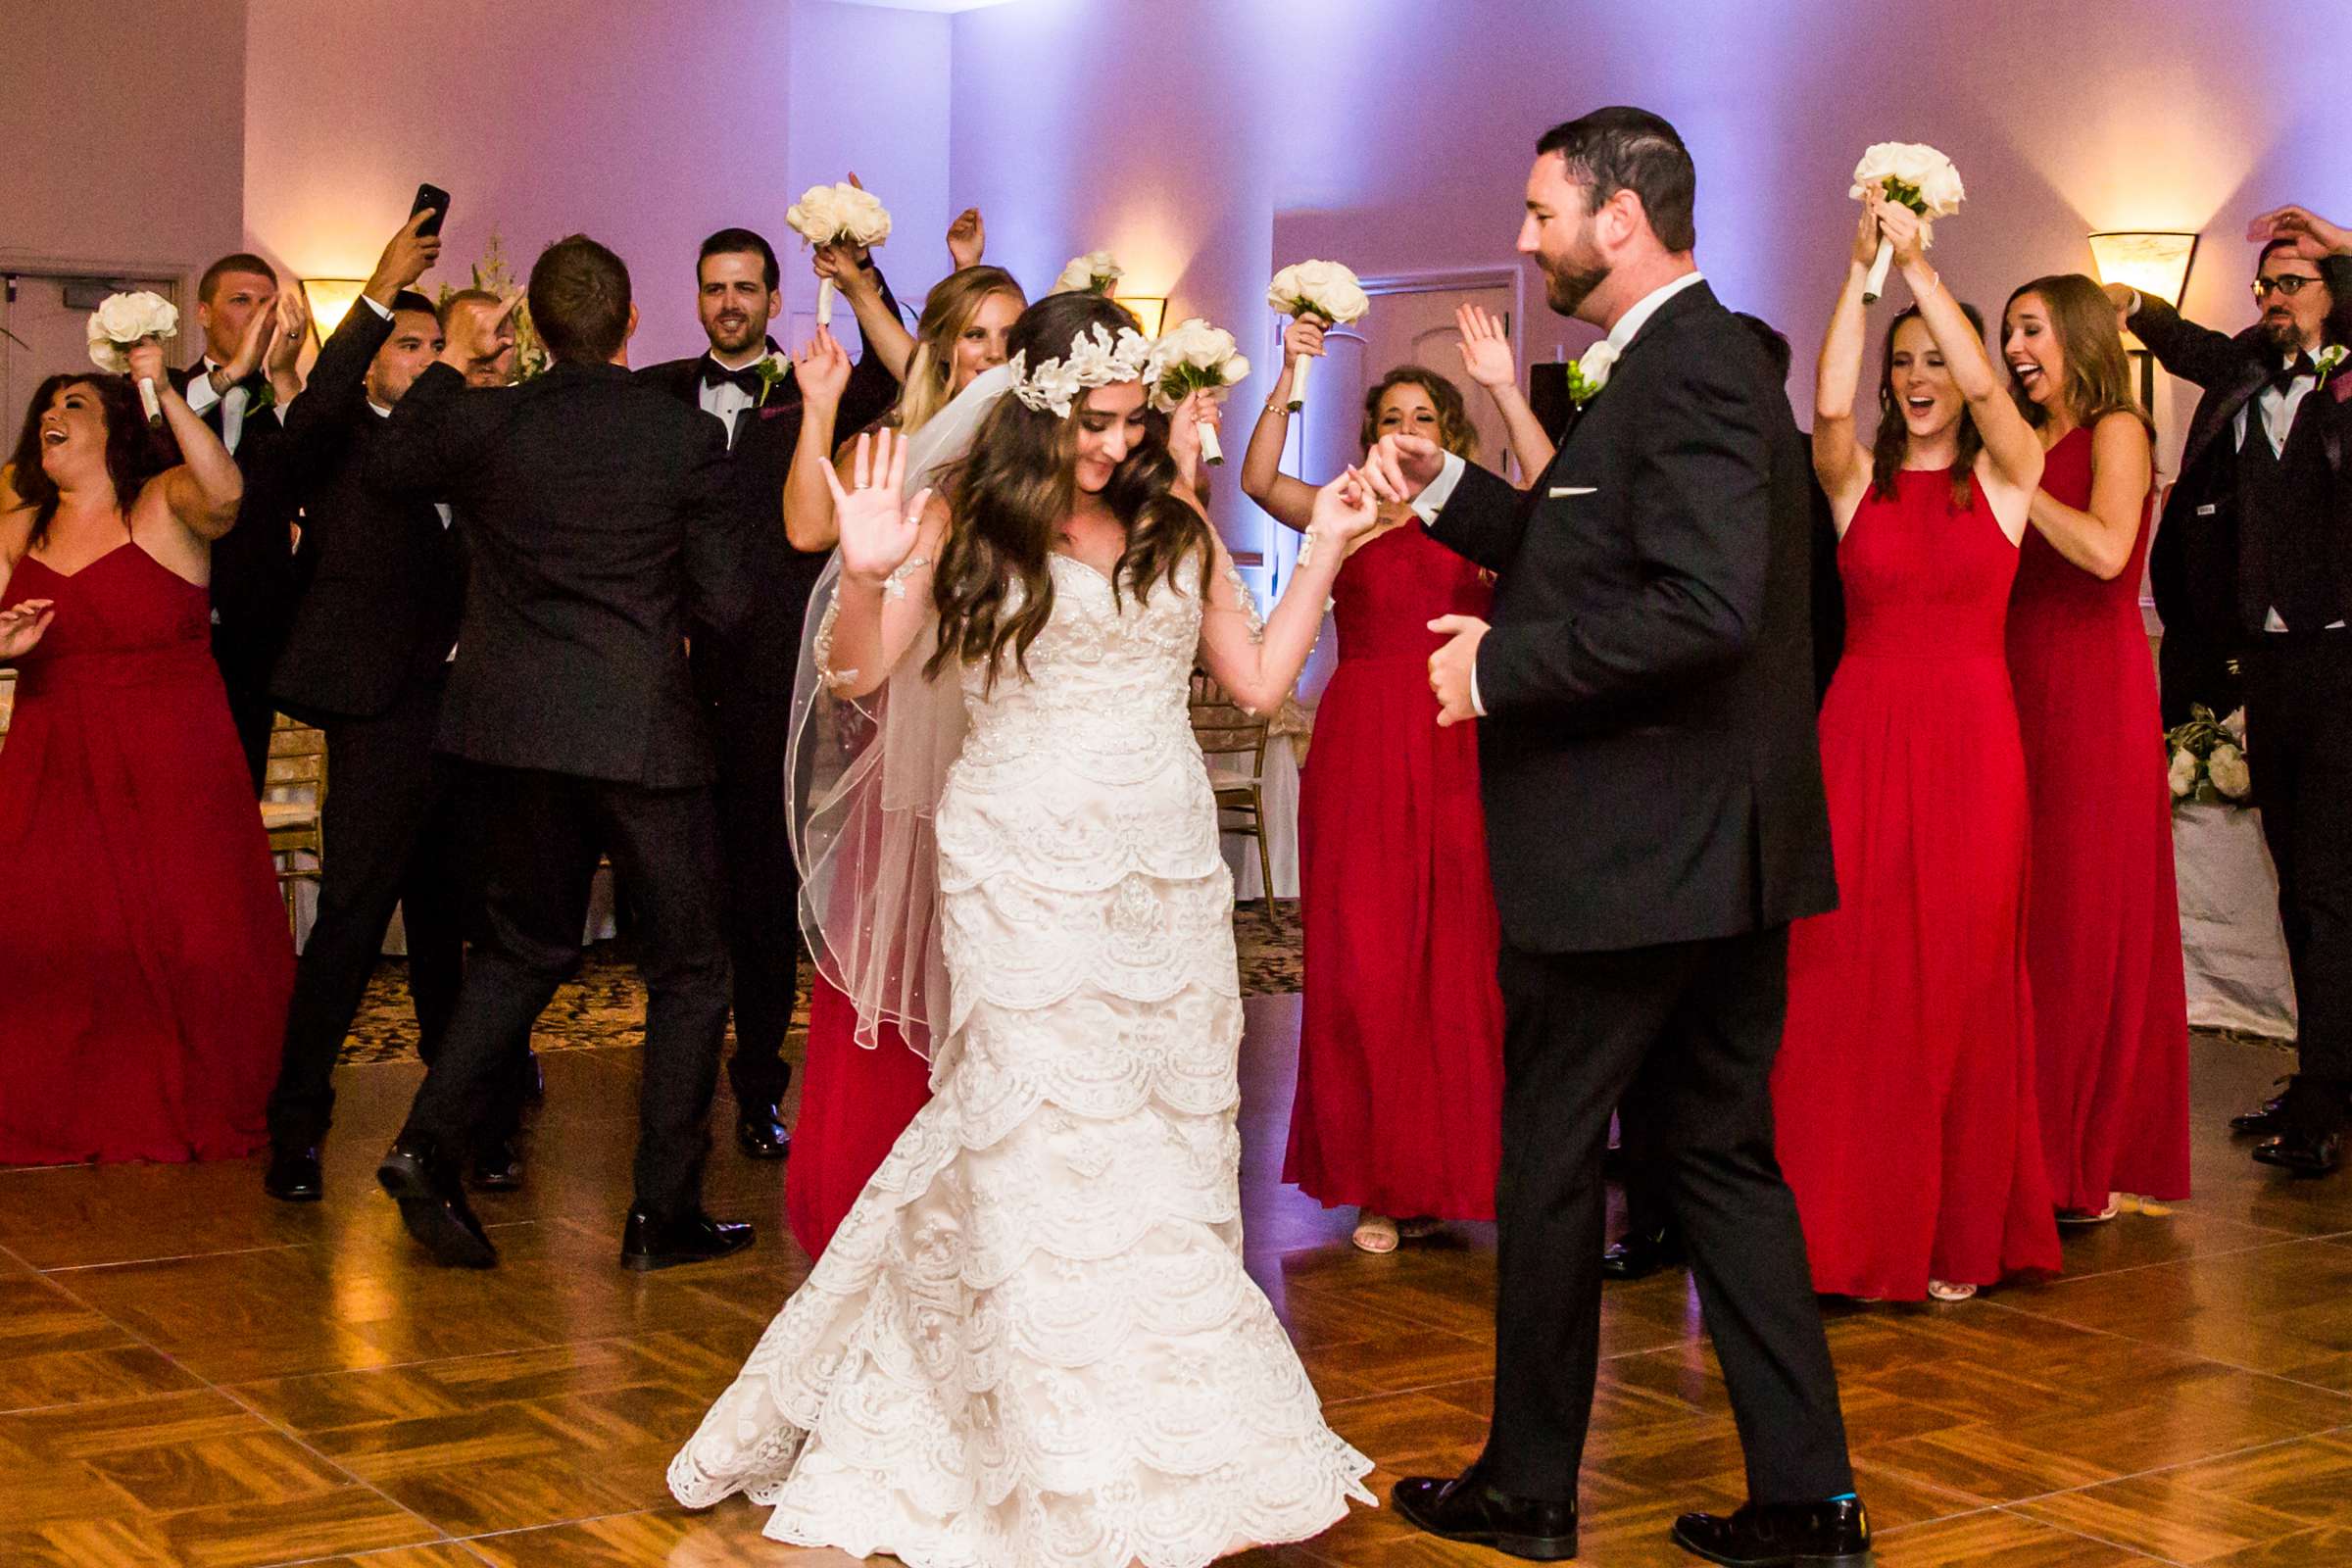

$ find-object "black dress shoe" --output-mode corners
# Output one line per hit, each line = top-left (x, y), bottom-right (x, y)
(2230, 1083), (2290, 1137)
(1672, 1496), (1873, 1567)
(1602, 1223), (1687, 1282)
(376, 1144), (498, 1268)
(620, 1208), (755, 1272)
(264, 1145), (323, 1203)
(1393, 1468), (1578, 1562)
(468, 1138), (523, 1192)
(735, 1103), (791, 1160)
(2252, 1127), (2344, 1177)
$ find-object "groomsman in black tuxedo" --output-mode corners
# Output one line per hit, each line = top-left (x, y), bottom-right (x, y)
(168, 254), (307, 791)
(1365, 109), (1864, 1567)
(258, 212), (514, 1203)
(2123, 205), (2352, 1176)
(370, 235), (751, 1271)
(635, 226), (904, 1159)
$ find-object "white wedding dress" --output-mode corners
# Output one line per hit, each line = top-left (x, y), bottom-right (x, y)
(669, 553), (1375, 1567)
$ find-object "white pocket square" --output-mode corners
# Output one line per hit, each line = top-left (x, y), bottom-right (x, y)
(1547, 485), (1597, 499)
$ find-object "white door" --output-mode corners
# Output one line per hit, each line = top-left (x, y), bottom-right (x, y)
(2, 270), (184, 426)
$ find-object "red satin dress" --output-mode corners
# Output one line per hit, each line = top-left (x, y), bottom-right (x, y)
(1774, 469), (2062, 1299)
(2008, 425), (2190, 1209)
(786, 977), (933, 1258)
(0, 542), (291, 1163)
(1282, 521), (1505, 1221)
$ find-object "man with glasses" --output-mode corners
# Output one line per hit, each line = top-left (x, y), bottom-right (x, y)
(2117, 205), (2352, 1176)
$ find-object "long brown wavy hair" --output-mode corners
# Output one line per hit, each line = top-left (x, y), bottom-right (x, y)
(897, 265), (1026, 436)
(1871, 302), (1986, 509)
(2002, 271), (2154, 440)
(7, 374), (165, 550)
(929, 291), (1214, 692)
(1358, 366), (1479, 461)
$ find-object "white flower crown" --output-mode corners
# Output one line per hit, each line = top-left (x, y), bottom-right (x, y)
(1007, 321), (1159, 418)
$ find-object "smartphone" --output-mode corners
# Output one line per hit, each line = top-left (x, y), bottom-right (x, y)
(411, 183), (451, 238)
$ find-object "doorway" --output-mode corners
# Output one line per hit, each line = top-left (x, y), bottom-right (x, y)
(1, 268), (186, 426)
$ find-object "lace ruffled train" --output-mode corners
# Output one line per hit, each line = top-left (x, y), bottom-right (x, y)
(669, 559), (1373, 1566)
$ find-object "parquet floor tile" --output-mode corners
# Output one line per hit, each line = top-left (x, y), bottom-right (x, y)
(0, 1019), (2346, 1566)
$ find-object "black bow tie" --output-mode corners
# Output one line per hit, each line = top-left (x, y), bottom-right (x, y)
(700, 361), (762, 396)
(2270, 354), (2317, 392)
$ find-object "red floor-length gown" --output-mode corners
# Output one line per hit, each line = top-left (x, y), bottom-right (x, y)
(1774, 469), (2061, 1299)
(786, 974), (932, 1258)
(2009, 425), (2190, 1209)
(1282, 520), (1505, 1221)
(0, 544), (292, 1163)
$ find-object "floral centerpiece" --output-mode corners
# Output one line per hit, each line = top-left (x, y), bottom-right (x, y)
(2167, 705), (2251, 808)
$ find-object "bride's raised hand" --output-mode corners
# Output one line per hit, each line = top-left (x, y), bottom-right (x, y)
(822, 430), (932, 588)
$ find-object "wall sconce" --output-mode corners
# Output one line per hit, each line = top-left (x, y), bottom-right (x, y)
(300, 278), (368, 343)
(2086, 231), (2199, 408)
(1114, 296), (1166, 336)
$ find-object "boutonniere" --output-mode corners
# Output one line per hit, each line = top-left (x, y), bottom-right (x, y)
(1564, 340), (1621, 409)
(2316, 344), (2347, 391)
(754, 353), (791, 408)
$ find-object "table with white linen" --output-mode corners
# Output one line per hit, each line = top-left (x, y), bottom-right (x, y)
(2173, 801), (2297, 1039)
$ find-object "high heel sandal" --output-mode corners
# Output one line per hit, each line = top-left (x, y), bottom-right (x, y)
(1350, 1212), (1400, 1254)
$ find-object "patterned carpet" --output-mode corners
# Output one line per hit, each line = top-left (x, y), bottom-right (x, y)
(338, 899), (1304, 1064)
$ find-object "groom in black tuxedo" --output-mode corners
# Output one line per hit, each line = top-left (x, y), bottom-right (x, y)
(1366, 109), (1865, 1567)
(369, 234), (752, 1273)
(635, 227), (904, 1160)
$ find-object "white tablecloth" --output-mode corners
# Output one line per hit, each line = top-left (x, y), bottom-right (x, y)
(2174, 802), (2297, 1039)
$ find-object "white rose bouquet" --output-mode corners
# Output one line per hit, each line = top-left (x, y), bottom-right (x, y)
(1848, 143), (1964, 303)
(1148, 318), (1250, 465)
(1267, 260), (1369, 410)
(1054, 251), (1123, 296)
(2165, 705), (2253, 808)
(786, 181), (893, 327)
(87, 291), (180, 426)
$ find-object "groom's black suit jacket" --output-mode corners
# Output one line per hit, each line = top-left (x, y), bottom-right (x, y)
(1426, 279), (1837, 955)
(369, 359), (743, 789)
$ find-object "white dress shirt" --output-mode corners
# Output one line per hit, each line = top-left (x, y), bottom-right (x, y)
(698, 351), (767, 450)
(1413, 270), (1709, 715)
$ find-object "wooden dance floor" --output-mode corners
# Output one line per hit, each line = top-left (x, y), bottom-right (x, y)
(3, 1002), (2350, 1567)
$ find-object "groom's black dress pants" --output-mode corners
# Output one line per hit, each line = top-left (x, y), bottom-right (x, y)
(1487, 927), (1852, 1505)
(402, 764), (731, 1219)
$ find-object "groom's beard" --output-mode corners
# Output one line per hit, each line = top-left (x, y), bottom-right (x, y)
(1542, 245), (1610, 317)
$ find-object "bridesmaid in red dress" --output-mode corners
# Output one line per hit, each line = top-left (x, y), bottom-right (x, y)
(1775, 195), (2061, 1302)
(0, 351), (292, 1164)
(2000, 273), (2190, 1221)
(1240, 318), (1545, 1254)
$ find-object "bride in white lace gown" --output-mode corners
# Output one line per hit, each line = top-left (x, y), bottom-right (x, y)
(669, 294), (1380, 1567)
